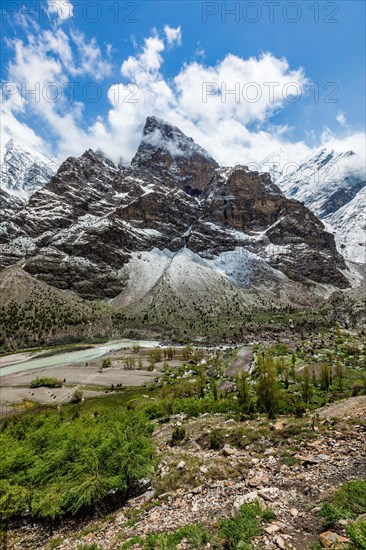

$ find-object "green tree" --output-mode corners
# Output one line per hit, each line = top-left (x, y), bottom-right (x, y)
(182, 345), (193, 361)
(73, 388), (83, 403)
(320, 363), (332, 391)
(335, 360), (345, 392)
(290, 352), (297, 382)
(197, 369), (207, 398)
(256, 353), (279, 419)
(212, 379), (218, 401)
(301, 366), (312, 403)
(102, 357), (111, 369)
(236, 372), (251, 413)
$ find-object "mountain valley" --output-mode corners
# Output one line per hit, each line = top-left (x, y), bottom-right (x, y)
(2, 117), (364, 349)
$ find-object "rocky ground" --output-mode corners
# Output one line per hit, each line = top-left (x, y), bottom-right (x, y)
(9, 397), (366, 550)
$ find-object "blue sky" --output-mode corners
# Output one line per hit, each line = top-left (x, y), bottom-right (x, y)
(1, 0), (365, 164)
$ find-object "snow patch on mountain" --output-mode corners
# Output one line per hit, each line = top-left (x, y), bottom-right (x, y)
(325, 187), (366, 264)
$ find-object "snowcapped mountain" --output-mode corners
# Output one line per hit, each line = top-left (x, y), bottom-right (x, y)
(0, 117), (351, 316)
(0, 139), (59, 200)
(260, 148), (299, 184)
(324, 187), (366, 264)
(261, 147), (365, 264)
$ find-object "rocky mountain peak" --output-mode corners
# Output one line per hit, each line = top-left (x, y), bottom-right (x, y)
(0, 118), (354, 304)
(134, 116), (216, 162)
(140, 116), (211, 157)
(131, 116), (218, 195)
(0, 139), (60, 200)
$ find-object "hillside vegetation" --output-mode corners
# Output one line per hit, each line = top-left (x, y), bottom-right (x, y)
(1, 326), (365, 548)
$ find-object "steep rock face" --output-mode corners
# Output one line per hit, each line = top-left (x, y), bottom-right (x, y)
(0, 189), (25, 248)
(0, 118), (350, 302)
(191, 167), (347, 286)
(0, 188), (24, 216)
(1, 139), (59, 200)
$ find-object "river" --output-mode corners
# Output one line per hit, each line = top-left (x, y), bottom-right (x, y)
(0, 340), (160, 377)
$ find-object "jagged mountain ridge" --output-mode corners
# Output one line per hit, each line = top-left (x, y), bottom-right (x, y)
(261, 147), (365, 264)
(0, 139), (59, 200)
(0, 117), (350, 311)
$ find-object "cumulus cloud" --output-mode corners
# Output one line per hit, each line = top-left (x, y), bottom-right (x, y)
(2, 24), (365, 170)
(336, 112), (347, 126)
(1, 23), (114, 159)
(164, 25), (182, 46)
(0, 91), (49, 160)
(46, 0), (74, 22)
(101, 34), (312, 164)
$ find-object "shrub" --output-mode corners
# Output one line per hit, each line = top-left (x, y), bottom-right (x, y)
(73, 388), (83, 403)
(219, 500), (275, 549)
(347, 520), (366, 549)
(102, 358), (111, 369)
(120, 523), (209, 549)
(334, 480), (366, 516)
(209, 429), (225, 450)
(0, 410), (155, 533)
(319, 503), (349, 529)
(171, 426), (186, 445)
(30, 377), (62, 388)
(319, 480), (366, 529)
(352, 382), (364, 396)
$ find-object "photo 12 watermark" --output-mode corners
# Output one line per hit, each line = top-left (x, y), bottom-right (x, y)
(201, 81), (339, 103)
(202, 2), (340, 24)
(1, 1), (140, 24)
(1, 81), (141, 104)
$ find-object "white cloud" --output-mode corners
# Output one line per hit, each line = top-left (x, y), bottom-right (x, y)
(1, 23), (114, 159)
(336, 112), (347, 126)
(70, 29), (113, 80)
(320, 127), (366, 159)
(2, 24), (365, 170)
(103, 38), (311, 164)
(0, 92), (49, 160)
(46, 0), (74, 22)
(122, 34), (165, 78)
(164, 25), (182, 46)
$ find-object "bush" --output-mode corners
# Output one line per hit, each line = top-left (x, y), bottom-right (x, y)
(30, 377), (63, 388)
(319, 503), (349, 529)
(219, 500), (275, 549)
(102, 358), (111, 369)
(334, 480), (366, 516)
(73, 388), (83, 403)
(352, 382), (364, 396)
(347, 520), (366, 549)
(142, 396), (240, 421)
(209, 429), (225, 450)
(120, 523), (209, 549)
(319, 480), (366, 529)
(171, 426), (186, 445)
(0, 410), (155, 533)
